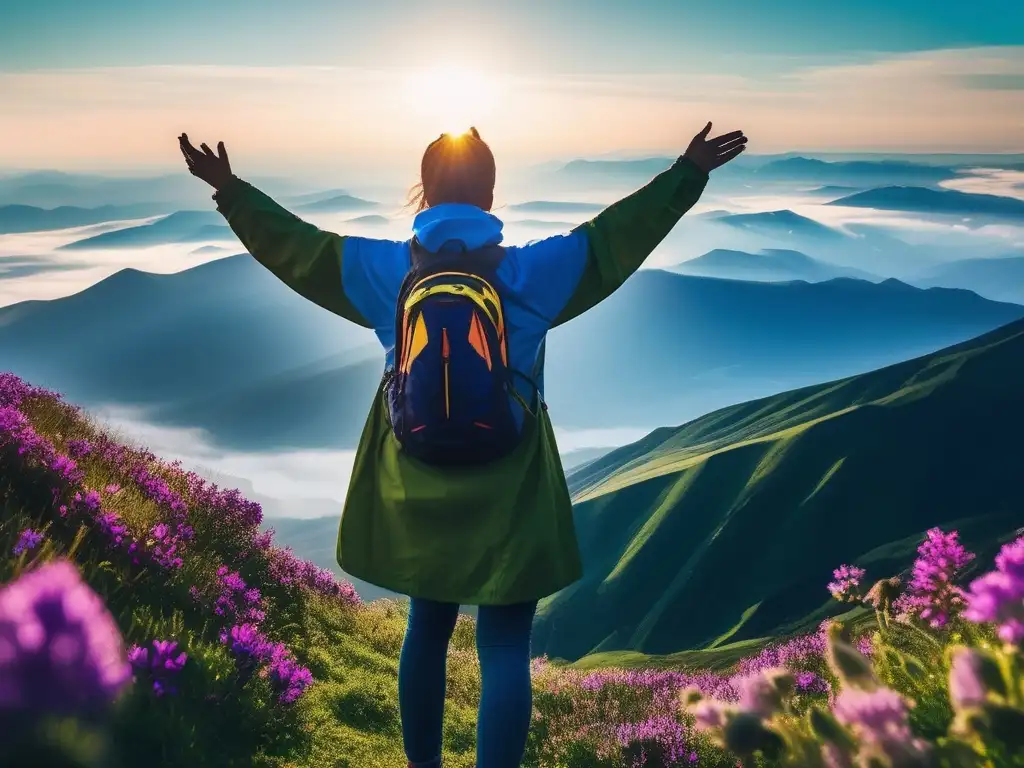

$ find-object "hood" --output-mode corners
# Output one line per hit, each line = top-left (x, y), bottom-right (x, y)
(412, 203), (504, 253)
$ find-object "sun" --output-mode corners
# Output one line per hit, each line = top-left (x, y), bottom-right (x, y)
(403, 65), (500, 137)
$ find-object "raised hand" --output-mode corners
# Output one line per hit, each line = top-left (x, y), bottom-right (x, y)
(178, 133), (234, 190)
(683, 123), (747, 174)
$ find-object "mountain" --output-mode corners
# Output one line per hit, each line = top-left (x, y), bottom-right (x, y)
(344, 214), (390, 225)
(713, 210), (847, 241)
(753, 158), (956, 185)
(671, 248), (880, 283)
(542, 271), (1024, 432)
(806, 185), (862, 197)
(0, 170), (302, 209)
(292, 194), (378, 214)
(828, 186), (1024, 218)
(509, 219), (578, 231)
(282, 188), (352, 205)
(0, 202), (168, 234)
(910, 255), (1024, 305)
(507, 201), (605, 215)
(0, 171), (202, 208)
(533, 318), (1024, 662)
(556, 157), (676, 183)
(0, 254), (376, 415)
(3, 263), (1022, 452)
(58, 211), (233, 249)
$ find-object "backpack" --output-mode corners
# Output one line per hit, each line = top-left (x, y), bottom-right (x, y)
(384, 238), (541, 467)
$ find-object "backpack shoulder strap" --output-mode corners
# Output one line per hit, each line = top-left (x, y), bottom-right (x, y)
(391, 238), (507, 374)
(409, 237), (506, 279)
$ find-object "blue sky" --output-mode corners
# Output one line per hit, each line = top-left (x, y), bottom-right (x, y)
(0, 1), (1021, 173)
(3, 0), (1021, 72)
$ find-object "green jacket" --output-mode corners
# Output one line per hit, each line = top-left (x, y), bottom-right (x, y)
(213, 157), (708, 604)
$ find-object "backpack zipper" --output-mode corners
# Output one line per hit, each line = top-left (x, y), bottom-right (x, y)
(442, 327), (450, 419)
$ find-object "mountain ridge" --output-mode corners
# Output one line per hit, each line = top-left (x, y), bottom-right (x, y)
(534, 317), (1024, 661)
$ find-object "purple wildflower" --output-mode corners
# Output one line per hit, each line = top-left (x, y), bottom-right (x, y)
(795, 671), (829, 695)
(615, 716), (689, 765)
(963, 535), (1024, 644)
(129, 639), (188, 696)
(833, 686), (910, 742)
(828, 564), (866, 603)
(104, 483), (121, 495)
(833, 686), (931, 765)
(50, 454), (85, 485)
(691, 699), (730, 730)
(66, 439), (93, 458)
(0, 560), (131, 715)
(12, 528), (44, 556)
(736, 629), (826, 677)
(73, 489), (102, 514)
(220, 623), (273, 680)
(895, 528), (975, 628)
(266, 653), (314, 704)
(736, 670), (785, 718)
(948, 648), (990, 710)
(212, 566), (266, 624)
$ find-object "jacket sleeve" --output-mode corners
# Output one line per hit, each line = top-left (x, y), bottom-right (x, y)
(213, 176), (373, 328)
(551, 156), (708, 328)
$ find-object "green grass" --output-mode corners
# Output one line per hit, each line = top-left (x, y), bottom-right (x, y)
(537, 318), (1024, 663)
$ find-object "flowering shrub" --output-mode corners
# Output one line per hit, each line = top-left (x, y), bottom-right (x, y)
(0, 373), (355, 764)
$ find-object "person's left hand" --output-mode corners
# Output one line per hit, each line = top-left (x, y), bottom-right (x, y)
(178, 133), (234, 190)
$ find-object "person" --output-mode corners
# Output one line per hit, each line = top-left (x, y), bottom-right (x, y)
(178, 121), (746, 768)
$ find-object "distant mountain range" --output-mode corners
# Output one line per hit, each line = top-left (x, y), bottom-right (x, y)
(508, 219), (578, 231)
(58, 211), (234, 249)
(910, 255), (1024, 305)
(668, 207), (993, 278)
(828, 186), (1024, 218)
(506, 201), (606, 214)
(805, 185), (863, 198)
(671, 248), (880, 283)
(709, 210), (847, 241)
(292, 194), (378, 214)
(0, 255), (377, 418)
(2, 258), (1022, 452)
(534, 318), (1024, 661)
(0, 170), (302, 210)
(553, 156), (963, 189)
(750, 157), (957, 185)
(0, 202), (168, 234)
(343, 214), (390, 225)
(542, 270), (1024, 432)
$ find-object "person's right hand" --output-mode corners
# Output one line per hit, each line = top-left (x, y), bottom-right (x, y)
(179, 133), (234, 190)
(683, 123), (747, 174)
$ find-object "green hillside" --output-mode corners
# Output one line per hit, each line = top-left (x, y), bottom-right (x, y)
(533, 318), (1024, 662)
(0, 374), (483, 768)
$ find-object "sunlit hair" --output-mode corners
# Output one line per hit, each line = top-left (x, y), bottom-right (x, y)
(407, 126), (496, 213)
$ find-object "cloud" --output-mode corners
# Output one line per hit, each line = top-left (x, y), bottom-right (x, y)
(0, 254), (90, 279)
(82, 404), (644, 515)
(0, 47), (1021, 172)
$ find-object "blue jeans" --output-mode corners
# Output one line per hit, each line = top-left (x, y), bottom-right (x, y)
(399, 598), (538, 768)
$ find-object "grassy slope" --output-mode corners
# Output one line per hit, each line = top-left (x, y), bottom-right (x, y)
(533, 318), (1024, 663)
(0, 387), (483, 768)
